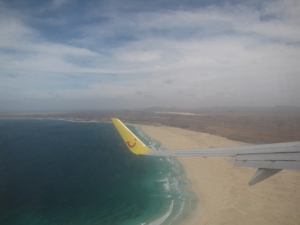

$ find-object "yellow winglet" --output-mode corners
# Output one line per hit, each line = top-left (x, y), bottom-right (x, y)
(111, 118), (154, 155)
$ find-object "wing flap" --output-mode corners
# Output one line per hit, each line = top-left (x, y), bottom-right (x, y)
(248, 168), (282, 186)
(233, 160), (300, 170)
(229, 152), (300, 161)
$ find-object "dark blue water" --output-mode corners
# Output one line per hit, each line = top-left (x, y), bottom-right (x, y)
(0, 119), (196, 225)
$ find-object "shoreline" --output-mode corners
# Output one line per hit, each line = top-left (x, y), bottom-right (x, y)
(138, 124), (300, 225)
(3, 118), (300, 224)
(130, 124), (198, 225)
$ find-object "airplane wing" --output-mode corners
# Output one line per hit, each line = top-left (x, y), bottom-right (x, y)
(111, 118), (300, 186)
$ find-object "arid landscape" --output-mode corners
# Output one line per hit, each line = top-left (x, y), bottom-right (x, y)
(2, 106), (300, 144)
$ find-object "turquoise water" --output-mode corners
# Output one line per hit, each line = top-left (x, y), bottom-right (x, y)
(0, 119), (196, 225)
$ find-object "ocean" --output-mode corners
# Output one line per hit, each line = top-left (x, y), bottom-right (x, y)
(0, 119), (196, 225)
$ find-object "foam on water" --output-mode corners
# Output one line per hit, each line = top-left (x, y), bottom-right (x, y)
(0, 120), (197, 225)
(127, 125), (197, 225)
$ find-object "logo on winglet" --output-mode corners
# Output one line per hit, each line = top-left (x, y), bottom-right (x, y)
(126, 139), (137, 148)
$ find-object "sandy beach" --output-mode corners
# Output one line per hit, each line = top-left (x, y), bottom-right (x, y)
(139, 124), (300, 225)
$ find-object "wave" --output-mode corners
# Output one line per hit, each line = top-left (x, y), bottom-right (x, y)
(128, 125), (198, 225)
(148, 200), (174, 225)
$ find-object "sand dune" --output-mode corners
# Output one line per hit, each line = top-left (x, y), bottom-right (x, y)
(139, 124), (300, 225)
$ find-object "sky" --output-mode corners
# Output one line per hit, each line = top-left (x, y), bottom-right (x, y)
(0, 0), (300, 112)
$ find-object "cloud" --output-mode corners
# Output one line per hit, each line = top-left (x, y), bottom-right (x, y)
(163, 79), (172, 84)
(1, 0), (300, 111)
(52, 0), (69, 8)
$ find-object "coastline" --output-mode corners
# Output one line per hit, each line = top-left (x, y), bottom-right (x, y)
(138, 124), (300, 225)
(3, 118), (300, 224)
